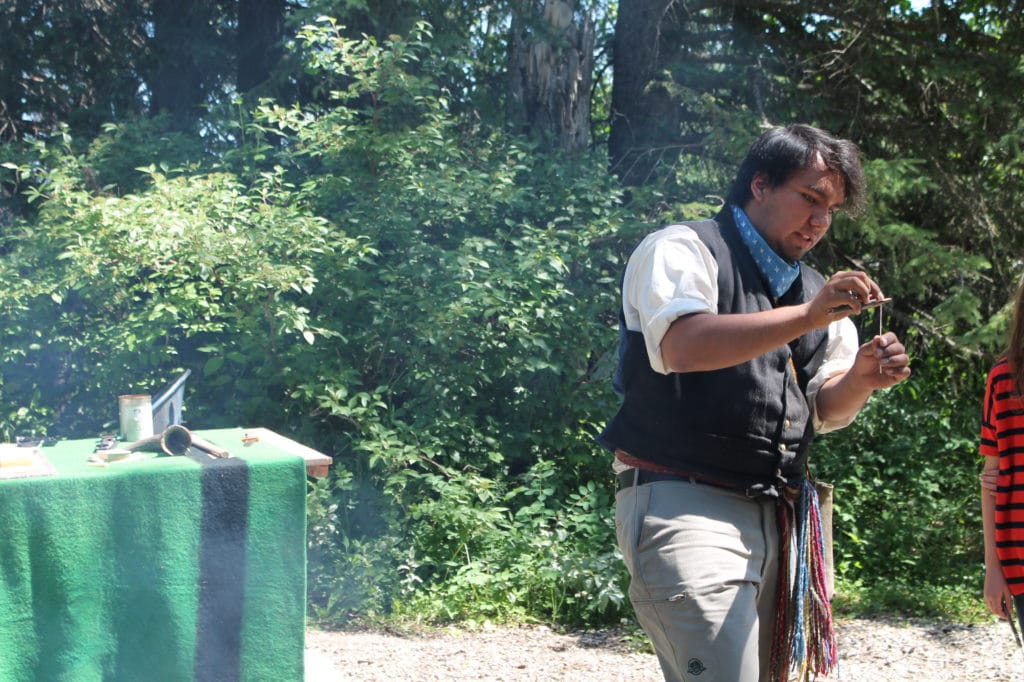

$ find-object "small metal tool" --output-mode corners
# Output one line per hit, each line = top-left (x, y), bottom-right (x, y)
(826, 297), (892, 314)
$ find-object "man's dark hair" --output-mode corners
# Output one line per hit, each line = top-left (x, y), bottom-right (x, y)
(725, 124), (867, 217)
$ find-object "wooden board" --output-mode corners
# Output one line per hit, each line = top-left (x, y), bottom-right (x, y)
(242, 428), (332, 477)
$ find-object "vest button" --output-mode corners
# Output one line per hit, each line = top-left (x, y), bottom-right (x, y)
(779, 443), (788, 452)
(784, 419), (792, 430)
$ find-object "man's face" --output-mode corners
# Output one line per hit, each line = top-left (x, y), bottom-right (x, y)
(744, 153), (847, 263)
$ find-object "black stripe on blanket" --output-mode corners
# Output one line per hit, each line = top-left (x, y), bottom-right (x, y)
(190, 451), (249, 682)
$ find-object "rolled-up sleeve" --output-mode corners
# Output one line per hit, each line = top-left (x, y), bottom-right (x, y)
(621, 225), (719, 375)
(807, 316), (860, 433)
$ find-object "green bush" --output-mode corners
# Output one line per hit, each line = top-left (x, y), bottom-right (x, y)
(814, 354), (987, 597)
(256, 19), (633, 627)
(0, 137), (366, 438)
(388, 460), (626, 625)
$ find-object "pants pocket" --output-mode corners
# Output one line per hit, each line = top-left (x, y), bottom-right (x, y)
(614, 484), (650, 580)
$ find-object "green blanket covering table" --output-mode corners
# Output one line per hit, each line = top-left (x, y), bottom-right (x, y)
(0, 427), (310, 682)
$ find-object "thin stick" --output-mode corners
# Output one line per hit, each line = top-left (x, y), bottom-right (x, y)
(1001, 599), (1024, 677)
(1004, 600), (1023, 651)
(878, 306), (884, 374)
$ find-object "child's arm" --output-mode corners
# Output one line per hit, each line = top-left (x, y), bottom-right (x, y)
(982, 455), (1012, 618)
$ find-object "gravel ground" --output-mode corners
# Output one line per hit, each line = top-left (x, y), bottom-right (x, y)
(303, 617), (1024, 681)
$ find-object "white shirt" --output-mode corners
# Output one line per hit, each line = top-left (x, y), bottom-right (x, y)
(621, 224), (860, 434)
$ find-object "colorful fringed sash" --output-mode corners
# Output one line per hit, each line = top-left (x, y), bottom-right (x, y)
(769, 479), (838, 681)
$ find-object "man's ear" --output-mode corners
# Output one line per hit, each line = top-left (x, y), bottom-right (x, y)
(750, 173), (769, 201)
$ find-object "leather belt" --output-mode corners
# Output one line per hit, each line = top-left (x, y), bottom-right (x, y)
(616, 468), (691, 490)
(616, 468), (740, 493)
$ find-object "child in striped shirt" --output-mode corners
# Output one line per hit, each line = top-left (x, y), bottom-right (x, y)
(981, 278), (1024, 635)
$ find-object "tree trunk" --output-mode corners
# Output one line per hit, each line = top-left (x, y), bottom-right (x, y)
(149, 0), (218, 130)
(508, 0), (595, 152)
(0, 0), (30, 141)
(237, 0), (285, 94)
(608, 0), (683, 187)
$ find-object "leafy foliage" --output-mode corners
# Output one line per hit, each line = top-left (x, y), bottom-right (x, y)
(264, 20), (630, 625)
(390, 461), (626, 625)
(814, 354), (988, 592)
(0, 129), (368, 438)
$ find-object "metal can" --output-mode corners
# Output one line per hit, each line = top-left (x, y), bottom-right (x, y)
(118, 394), (154, 443)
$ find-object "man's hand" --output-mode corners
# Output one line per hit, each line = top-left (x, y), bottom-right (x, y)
(808, 270), (888, 326)
(851, 331), (912, 389)
(815, 331), (911, 423)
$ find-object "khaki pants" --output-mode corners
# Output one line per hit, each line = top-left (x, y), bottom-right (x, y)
(615, 478), (779, 682)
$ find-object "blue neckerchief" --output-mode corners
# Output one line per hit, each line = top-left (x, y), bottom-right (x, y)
(730, 204), (801, 299)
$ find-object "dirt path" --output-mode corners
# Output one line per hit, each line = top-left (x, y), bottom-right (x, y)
(304, 616), (1023, 681)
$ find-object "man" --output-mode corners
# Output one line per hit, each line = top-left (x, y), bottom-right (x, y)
(598, 123), (911, 681)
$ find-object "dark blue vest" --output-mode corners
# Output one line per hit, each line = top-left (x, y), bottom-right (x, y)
(598, 210), (829, 495)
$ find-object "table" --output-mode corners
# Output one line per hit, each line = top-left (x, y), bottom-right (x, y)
(0, 427), (331, 682)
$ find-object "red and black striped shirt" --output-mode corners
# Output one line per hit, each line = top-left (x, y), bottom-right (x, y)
(980, 358), (1024, 595)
